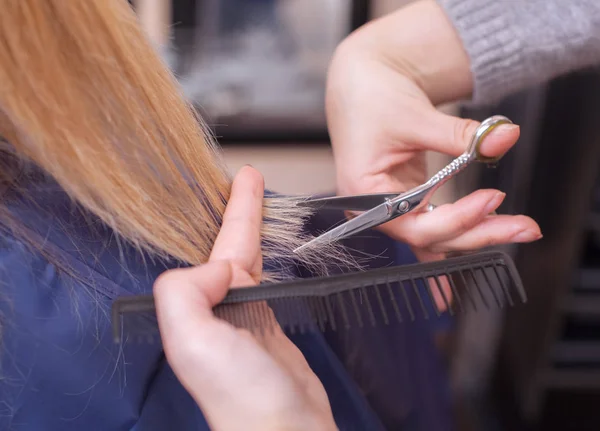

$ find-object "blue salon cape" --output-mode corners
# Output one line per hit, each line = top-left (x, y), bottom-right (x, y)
(0, 178), (452, 431)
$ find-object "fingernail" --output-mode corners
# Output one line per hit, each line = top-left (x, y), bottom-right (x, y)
(511, 229), (543, 242)
(479, 124), (520, 158)
(485, 192), (506, 214)
(488, 123), (520, 137)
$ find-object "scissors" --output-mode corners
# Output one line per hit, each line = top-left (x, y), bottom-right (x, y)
(293, 115), (512, 253)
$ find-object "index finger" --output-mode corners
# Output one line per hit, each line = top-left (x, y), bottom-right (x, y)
(209, 166), (264, 276)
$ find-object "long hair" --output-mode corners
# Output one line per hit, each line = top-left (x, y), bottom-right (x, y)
(0, 0), (348, 278)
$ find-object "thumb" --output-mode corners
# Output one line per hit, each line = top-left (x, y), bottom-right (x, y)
(154, 261), (233, 346)
(416, 109), (521, 158)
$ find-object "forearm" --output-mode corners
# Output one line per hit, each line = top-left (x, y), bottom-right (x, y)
(439, 0), (600, 105)
(342, 0), (600, 107)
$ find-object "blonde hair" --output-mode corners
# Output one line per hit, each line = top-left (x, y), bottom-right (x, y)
(0, 0), (350, 279)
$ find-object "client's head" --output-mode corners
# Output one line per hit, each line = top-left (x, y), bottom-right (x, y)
(0, 0), (350, 278)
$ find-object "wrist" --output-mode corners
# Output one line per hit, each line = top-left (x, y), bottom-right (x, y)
(340, 0), (474, 106)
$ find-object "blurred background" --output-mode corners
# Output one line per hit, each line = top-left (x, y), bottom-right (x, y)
(131, 1), (600, 429)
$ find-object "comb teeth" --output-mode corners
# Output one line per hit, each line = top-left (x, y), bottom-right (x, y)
(112, 251), (526, 344)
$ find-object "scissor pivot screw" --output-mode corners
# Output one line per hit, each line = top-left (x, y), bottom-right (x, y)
(397, 201), (410, 213)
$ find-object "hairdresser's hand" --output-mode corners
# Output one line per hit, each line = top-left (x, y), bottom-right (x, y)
(154, 167), (336, 431)
(327, 0), (542, 264)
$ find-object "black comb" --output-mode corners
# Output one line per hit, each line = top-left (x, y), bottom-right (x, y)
(111, 250), (526, 344)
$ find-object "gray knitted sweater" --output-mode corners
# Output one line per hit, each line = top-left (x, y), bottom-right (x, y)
(437, 0), (600, 105)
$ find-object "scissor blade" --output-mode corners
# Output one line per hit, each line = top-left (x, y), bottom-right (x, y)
(297, 193), (400, 212)
(293, 203), (392, 253)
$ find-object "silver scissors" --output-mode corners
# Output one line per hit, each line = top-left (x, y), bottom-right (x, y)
(293, 115), (512, 253)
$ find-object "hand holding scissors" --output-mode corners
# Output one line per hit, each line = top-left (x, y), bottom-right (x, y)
(296, 115), (541, 253)
(325, 12), (542, 264)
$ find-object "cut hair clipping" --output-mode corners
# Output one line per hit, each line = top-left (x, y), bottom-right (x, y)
(111, 250), (526, 345)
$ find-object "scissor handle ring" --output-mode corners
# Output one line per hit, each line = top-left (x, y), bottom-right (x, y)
(466, 115), (513, 164)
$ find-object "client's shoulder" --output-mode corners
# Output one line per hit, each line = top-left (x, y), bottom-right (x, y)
(1, 178), (175, 297)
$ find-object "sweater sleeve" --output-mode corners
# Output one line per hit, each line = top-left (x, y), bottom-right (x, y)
(436, 0), (600, 105)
